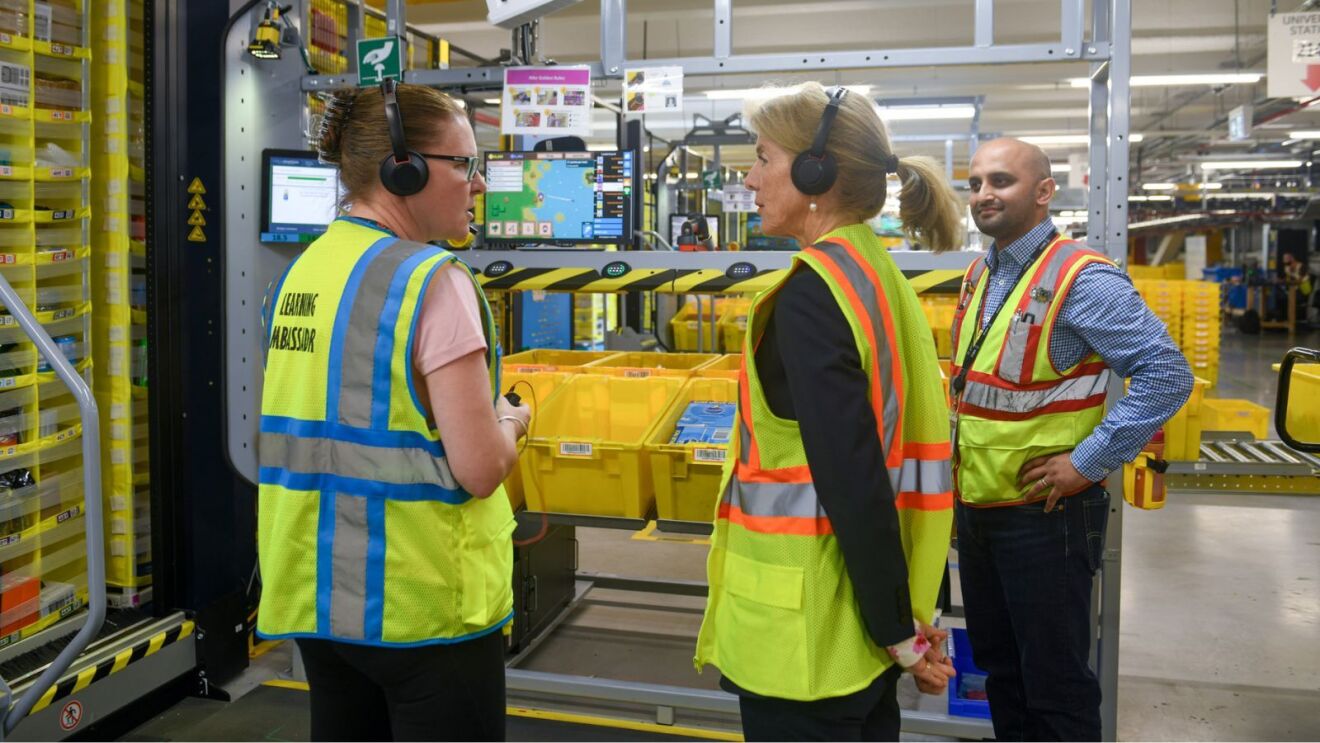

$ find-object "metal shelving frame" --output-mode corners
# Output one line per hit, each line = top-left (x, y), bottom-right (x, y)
(287, 1), (1133, 738)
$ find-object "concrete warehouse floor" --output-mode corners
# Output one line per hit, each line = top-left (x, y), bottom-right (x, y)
(125, 329), (1320, 742)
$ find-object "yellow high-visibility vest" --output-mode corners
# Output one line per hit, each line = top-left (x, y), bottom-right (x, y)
(257, 217), (514, 646)
(950, 235), (1116, 506)
(695, 224), (954, 701)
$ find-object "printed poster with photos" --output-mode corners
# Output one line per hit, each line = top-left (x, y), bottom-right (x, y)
(501, 67), (593, 137)
(623, 66), (684, 115)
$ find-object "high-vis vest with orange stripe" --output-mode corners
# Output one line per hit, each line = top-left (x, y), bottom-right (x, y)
(694, 224), (953, 702)
(950, 235), (1116, 506)
(257, 218), (515, 647)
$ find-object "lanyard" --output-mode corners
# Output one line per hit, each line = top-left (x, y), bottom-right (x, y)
(950, 231), (1057, 398)
(338, 215), (398, 236)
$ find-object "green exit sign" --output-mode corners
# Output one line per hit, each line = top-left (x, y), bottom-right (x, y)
(357, 36), (403, 86)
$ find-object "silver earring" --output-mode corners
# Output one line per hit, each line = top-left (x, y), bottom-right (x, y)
(809, 201), (818, 212)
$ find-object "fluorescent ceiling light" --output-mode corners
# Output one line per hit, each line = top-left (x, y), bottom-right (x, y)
(1289, 130), (1320, 139)
(1050, 163), (1074, 173)
(1199, 160), (1303, 170)
(875, 104), (977, 121)
(1021, 133), (1144, 145)
(1200, 182), (1223, 189)
(1204, 192), (1278, 199)
(703, 84), (872, 101)
(587, 143), (618, 151)
(1129, 214), (1209, 229)
(483, 98), (501, 105)
(1129, 195), (1173, 202)
(1142, 183), (1177, 190)
(1069, 73), (1263, 88)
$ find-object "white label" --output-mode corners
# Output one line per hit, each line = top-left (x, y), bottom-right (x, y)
(111, 448), (127, 464)
(693, 447), (727, 463)
(109, 326), (126, 342)
(34, 3), (52, 43)
(0, 166), (12, 176)
(110, 403), (126, 420)
(559, 442), (593, 457)
(51, 167), (73, 178)
(623, 369), (651, 378)
(105, 252), (122, 268)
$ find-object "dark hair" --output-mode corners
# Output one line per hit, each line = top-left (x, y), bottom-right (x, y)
(316, 84), (464, 204)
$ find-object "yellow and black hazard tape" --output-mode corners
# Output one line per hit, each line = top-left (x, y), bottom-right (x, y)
(478, 267), (965, 295)
(29, 620), (196, 715)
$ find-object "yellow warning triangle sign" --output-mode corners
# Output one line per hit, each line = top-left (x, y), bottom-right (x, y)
(187, 225), (207, 242)
(188, 210), (207, 226)
(187, 177), (206, 195)
(187, 193), (207, 210)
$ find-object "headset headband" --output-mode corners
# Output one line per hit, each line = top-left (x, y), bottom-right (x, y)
(381, 78), (409, 164)
(807, 87), (848, 159)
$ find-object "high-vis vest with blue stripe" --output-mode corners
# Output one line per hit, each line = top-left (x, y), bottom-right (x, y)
(257, 218), (514, 647)
(695, 224), (954, 701)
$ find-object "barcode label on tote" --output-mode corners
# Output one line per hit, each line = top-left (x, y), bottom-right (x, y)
(559, 442), (593, 457)
(693, 448), (726, 463)
(623, 369), (651, 378)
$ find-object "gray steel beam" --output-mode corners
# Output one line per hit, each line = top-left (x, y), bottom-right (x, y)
(301, 43), (1110, 90)
(601, 0), (626, 75)
(714, 0), (732, 59)
(1060, 0), (1083, 58)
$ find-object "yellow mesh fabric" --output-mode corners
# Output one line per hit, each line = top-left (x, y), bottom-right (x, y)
(256, 484), (321, 635)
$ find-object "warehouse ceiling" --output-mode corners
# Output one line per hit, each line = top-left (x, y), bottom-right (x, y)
(399, 0), (1313, 184)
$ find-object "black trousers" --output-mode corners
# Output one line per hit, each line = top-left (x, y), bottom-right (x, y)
(736, 666), (902, 742)
(296, 631), (505, 742)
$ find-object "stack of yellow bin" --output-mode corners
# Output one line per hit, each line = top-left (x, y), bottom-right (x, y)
(1179, 282), (1221, 387)
(1133, 280), (1182, 340)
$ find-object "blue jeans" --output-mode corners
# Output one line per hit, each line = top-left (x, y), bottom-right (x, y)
(955, 486), (1110, 742)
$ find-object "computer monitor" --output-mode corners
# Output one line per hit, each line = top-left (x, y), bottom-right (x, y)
(261, 149), (343, 244)
(670, 214), (720, 246)
(483, 150), (635, 244)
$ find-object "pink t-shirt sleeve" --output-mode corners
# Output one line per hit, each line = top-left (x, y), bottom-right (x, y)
(412, 263), (489, 377)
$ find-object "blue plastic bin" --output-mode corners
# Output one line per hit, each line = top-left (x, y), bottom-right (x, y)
(1202, 266), (1244, 283)
(948, 628), (992, 719)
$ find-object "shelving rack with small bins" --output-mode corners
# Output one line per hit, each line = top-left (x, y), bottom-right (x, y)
(89, 0), (150, 609)
(0, 0), (93, 649)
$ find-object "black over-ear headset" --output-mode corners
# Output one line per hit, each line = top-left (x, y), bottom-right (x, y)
(790, 87), (849, 196)
(379, 78), (429, 197)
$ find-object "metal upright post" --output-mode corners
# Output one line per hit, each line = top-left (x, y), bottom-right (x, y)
(714, 0), (733, 59)
(386, 0), (405, 37)
(945, 138), (955, 180)
(601, 0), (627, 77)
(974, 0), (993, 47)
(1096, 0), (1131, 740)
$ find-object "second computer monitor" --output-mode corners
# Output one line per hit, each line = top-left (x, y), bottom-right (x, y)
(484, 150), (635, 244)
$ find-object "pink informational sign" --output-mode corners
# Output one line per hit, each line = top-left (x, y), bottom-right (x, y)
(501, 66), (593, 138)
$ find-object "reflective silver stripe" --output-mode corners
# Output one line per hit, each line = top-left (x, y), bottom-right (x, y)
(337, 239), (440, 426)
(726, 477), (826, 520)
(737, 419), (751, 466)
(330, 493), (368, 639)
(810, 242), (900, 459)
(260, 431), (461, 490)
(889, 457), (953, 496)
(961, 371), (1110, 414)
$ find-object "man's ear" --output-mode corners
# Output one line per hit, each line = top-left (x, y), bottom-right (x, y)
(1036, 177), (1057, 207)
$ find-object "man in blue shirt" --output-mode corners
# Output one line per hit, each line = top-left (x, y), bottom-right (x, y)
(956, 138), (1193, 741)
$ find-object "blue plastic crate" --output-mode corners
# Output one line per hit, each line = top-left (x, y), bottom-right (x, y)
(1202, 266), (1244, 283)
(948, 628), (992, 719)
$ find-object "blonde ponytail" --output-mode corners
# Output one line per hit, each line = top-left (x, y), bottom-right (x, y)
(894, 156), (964, 254)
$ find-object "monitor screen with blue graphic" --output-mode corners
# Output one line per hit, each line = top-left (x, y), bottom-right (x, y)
(483, 151), (634, 244)
(261, 149), (343, 244)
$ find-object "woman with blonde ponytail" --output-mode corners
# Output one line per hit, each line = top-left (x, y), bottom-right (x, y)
(694, 82), (961, 741)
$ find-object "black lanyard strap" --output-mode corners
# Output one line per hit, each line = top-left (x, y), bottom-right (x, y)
(951, 231), (1057, 396)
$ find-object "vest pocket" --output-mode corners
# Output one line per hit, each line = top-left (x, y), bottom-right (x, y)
(714, 550), (808, 696)
(459, 491), (516, 630)
(958, 416), (1075, 502)
(998, 317), (1041, 386)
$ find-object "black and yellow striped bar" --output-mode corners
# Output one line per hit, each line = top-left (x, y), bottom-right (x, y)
(460, 250), (977, 295)
(29, 620), (196, 714)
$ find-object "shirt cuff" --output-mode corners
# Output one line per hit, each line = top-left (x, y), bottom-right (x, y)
(1069, 443), (1111, 483)
(886, 631), (931, 669)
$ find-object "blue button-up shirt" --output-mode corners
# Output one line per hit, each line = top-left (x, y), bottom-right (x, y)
(977, 217), (1194, 481)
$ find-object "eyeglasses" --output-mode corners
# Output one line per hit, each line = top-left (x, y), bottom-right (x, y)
(418, 153), (480, 182)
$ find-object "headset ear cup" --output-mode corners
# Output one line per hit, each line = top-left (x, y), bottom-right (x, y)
(791, 151), (836, 196)
(379, 151), (429, 197)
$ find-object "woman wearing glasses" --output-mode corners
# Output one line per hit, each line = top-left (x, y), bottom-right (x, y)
(257, 82), (525, 741)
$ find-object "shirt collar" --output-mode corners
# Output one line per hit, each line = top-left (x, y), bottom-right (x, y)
(986, 217), (1057, 273)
